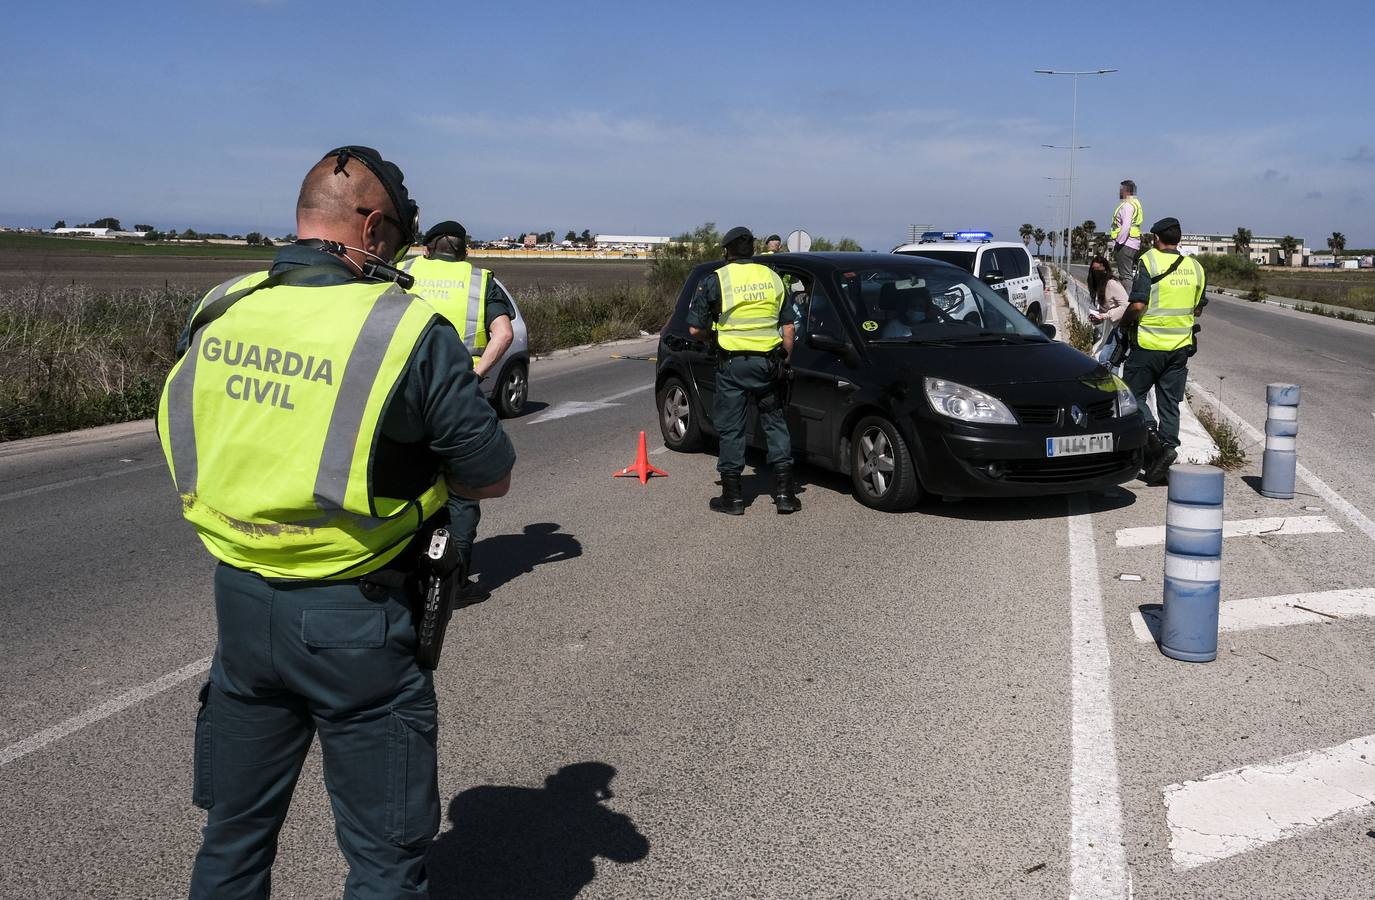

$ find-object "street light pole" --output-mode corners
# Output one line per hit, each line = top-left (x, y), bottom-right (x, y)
(1035, 68), (1116, 268)
(1043, 146), (1089, 267)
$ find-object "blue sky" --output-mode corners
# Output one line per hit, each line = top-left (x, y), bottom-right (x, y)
(3, 0), (1373, 249)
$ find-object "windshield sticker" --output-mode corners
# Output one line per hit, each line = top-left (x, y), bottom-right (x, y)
(861, 320), (879, 332)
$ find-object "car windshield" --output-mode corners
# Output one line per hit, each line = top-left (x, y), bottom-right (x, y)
(895, 249), (976, 273)
(836, 265), (1047, 344)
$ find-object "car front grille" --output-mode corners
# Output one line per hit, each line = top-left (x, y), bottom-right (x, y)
(1088, 398), (1116, 421)
(1012, 404), (1059, 425)
(1000, 451), (1137, 484)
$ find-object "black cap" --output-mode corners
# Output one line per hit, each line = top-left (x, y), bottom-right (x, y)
(765, 234), (781, 243)
(1150, 216), (1180, 234)
(423, 220), (467, 244)
(721, 226), (754, 247)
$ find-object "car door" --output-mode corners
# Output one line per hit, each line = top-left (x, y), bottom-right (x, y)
(785, 272), (858, 465)
(994, 247), (1032, 313)
(660, 266), (722, 418)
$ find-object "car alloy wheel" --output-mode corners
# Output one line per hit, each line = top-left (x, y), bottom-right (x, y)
(495, 363), (528, 418)
(656, 376), (704, 451)
(857, 425), (895, 498)
(848, 415), (921, 511)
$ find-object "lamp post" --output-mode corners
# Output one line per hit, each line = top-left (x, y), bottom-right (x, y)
(1035, 68), (1116, 269)
(1043, 175), (1075, 267)
(1043, 146), (1089, 266)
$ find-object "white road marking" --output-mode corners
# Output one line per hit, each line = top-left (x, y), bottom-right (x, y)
(1115, 515), (1342, 548)
(649, 445), (670, 455)
(1130, 588), (1375, 643)
(1192, 381), (1375, 546)
(1066, 494), (1131, 899)
(0, 656), (212, 768)
(0, 461), (166, 503)
(1164, 733), (1375, 870)
(526, 383), (653, 424)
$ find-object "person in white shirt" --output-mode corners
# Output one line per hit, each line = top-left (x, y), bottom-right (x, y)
(1086, 254), (1129, 366)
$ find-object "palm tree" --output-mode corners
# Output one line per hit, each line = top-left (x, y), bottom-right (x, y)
(1048, 230), (1058, 257)
(1232, 227), (1253, 257)
(1329, 231), (1346, 258)
(1091, 231), (1109, 259)
(1278, 235), (1298, 266)
(1019, 223), (1035, 247)
(1033, 227), (1046, 257)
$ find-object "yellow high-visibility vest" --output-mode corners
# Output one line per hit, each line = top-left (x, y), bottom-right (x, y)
(714, 262), (785, 352)
(1110, 196), (1144, 240)
(401, 255), (490, 365)
(1136, 249), (1205, 351)
(157, 275), (447, 580)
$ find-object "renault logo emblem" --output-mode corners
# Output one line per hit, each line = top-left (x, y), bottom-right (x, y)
(1070, 405), (1087, 428)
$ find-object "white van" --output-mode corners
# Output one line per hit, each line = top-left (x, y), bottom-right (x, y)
(893, 233), (1048, 325)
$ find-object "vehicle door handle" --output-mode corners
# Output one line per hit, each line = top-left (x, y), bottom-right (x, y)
(834, 378), (856, 390)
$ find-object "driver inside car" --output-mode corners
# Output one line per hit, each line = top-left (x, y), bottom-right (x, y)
(878, 285), (938, 339)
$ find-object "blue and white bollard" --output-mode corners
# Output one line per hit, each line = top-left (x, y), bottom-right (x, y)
(1260, 383), (1300, 500)
(1161, 464), (1224, 662)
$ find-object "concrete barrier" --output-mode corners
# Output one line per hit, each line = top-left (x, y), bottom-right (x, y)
(1161, 464), (1224, 663)
(1260, 383), (1300, 500)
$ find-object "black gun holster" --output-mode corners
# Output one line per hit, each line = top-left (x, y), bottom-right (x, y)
(358, 526), (466, 670)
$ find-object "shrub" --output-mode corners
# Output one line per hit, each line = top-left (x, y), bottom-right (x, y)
(1066, 309), (1097, 354)
(1194, 253), (1259, 285)
(1194, 404), (1247, 470)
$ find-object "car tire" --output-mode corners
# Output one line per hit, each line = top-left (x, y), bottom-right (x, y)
(657, 376), (703, 452)
(494, 361), (528, 418)
(849, 415), (921, 511)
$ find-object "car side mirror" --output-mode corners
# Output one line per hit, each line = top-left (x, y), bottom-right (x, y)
(1039, 323), (1057, 339)
(808, 333), (859, 366)
(982, 273), (1006, 287)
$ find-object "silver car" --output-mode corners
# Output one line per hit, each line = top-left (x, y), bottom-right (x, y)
(477, 277), (530, 418)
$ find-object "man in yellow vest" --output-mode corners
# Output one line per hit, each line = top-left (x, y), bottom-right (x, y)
(159, 146), (515, 898)
(400, 220), (514, 599)
(1121, 216), (1207, 485)
(1110, 179), (1144, 279)
(687, 226), (800, 514)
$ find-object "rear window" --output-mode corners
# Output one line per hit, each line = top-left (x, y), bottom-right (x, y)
(663, 263), (723, 335)
(895, 249), (976, 273)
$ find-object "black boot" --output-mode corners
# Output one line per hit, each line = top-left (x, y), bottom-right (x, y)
(709, 473), (745, 516)
(1142, 429), (1164, 480)
(1145, 446), (1177, 486)
(772, 464), (802, 514)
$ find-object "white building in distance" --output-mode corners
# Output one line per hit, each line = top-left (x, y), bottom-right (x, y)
(595, 234), (670, 249)
(51, 227), (149, 238)
(1180, 232), (1306, 266)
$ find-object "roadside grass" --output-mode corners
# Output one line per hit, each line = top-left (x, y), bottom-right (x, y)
(1066, 309), (1098, 354)
(1196, 253), (1375, 313)
(0, 283), (195, 441)
(1192, 400), (1248, 470)
(520, 283), (674, 356)
(0, 232), (278, 260)
(1294, 302), (1375, 325)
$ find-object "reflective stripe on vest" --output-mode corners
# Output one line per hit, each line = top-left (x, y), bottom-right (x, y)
(156, 280), (446, 580)
(401, 256), (488, 363)
(714, 262), (784, 352)
(1110, 196), (1144, 240)
(1136, 249), (1204, 351)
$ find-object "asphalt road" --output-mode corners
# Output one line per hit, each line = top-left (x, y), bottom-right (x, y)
(2, 302), (1374, 898)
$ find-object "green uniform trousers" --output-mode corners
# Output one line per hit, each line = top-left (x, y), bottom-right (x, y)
(713, 354), (793, 476)
(1124, 346), (1190, 450)
(189, 563), (438, 900)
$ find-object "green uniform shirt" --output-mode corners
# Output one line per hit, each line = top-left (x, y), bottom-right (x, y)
(174, 244), (515, 502)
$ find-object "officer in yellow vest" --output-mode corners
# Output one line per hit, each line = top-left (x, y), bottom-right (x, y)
(1110, 179), (1144, 279)
(687, 226), (800, 514)
(400, 220), (514, 599)
(1122, 216), (1207, 485)
(760, 233), (783, 254)
(159, 146), (515, 898)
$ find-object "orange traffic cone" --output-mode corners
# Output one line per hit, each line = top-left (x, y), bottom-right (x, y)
(613, 431), (668, 484)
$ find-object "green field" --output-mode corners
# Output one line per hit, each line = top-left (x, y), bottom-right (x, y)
(1254, 268), (1375, 312)
(0, 232), (278, 259)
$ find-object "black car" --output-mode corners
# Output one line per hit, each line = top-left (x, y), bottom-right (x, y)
(655, 252), (1147, 510)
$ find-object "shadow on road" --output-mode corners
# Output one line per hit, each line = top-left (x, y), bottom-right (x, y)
(426, 762), (650, 900)
(921, 486), (1139, 521)
(471, 523), (582, 592)
(507, 400), (550, 419)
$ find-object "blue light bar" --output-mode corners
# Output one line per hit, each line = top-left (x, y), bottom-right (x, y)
(954, 231), (993, 241)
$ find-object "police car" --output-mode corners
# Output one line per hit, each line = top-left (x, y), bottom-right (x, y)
(892, 232), (1048, 325)
(478, 276), (530, 418)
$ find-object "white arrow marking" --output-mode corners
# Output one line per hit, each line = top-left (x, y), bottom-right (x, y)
(527, 383), (653, 424)
(1131, 587), (1375, 642)
(1115, 515), (1342, 548)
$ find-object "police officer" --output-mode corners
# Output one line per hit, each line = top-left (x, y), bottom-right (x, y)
(1121, 216), (1207, 486)
(687, 226), (800, 515)
(761, 233), (783, 254)
(1110, 179), (1144, 279)
(158, 146), (516, 899)
(400, 220), (515, 600)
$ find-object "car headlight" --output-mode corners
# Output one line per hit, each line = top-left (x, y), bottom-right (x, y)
(1113, 376), (1139, 417)
(924, 377), (1017, 424)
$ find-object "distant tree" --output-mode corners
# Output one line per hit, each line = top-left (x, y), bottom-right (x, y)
(1140, 232), (1156, 252)
(540, 230), (557, 244)
(133, 224), (154, 233)
(1070, 226), (1087, 263)
(1328, 231), (1346, 256)
(810, 236), (836, 251)
(1047, 230), (1057, 256)
(245, 231), (263, 246)
(183, 228), (200, 240)
(1032, 227), (1046, 256)
(231, 234), (242, 241)
(1278, 235), (1298, 266)
(282, 233), (296, 243)
(261, 237), (274, 247)
(87, 217), (122, 231)
(564, 230), (577, 243)
(580, 228), (593, 245)
(1019, 223), (1034, 247)
(836, 237), (863, 252)
(144, 230), (162, 241)
(53, 219), (66, 229)
(1232, 227), (1253, 256)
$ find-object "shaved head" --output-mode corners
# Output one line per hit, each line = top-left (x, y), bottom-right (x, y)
(296, 154), (392, 230)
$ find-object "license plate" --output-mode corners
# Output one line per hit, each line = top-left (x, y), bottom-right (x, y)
(1046, 432), (1114, 457)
